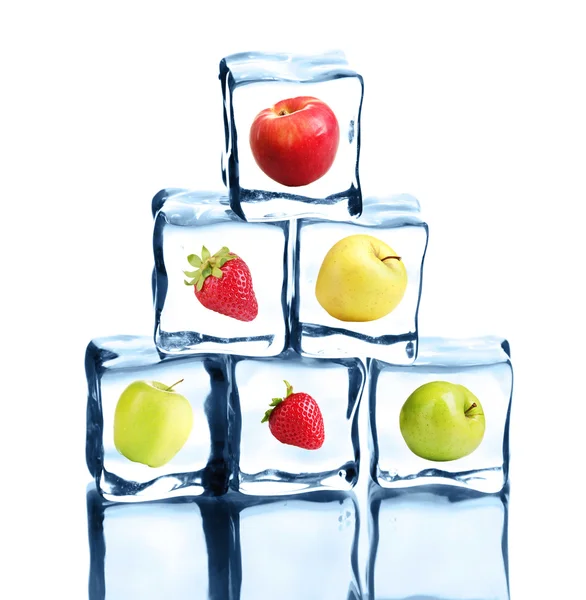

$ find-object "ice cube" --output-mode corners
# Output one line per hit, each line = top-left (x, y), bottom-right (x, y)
(85, 335), (230, 501)
(237, 491), (361, 600)
(153, 188), (291, 357)
(229, 349), (365, 495)
(292, 194), (428, 364)
(369, 337), (513, 493)
(219, 51), (364, 221)
(87, 486), (238, 600)
(367, 484), (510, 600)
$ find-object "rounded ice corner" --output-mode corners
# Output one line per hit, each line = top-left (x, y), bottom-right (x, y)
(85, 335), (164, 371)
(151, 188), (237, 226)
(151, 187), (187, 218)
(360, 194), (425, 227)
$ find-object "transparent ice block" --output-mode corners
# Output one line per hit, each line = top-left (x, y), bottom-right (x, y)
(86, 335), (230, 501)
(229, 349), (365, 495)
(153, 188), (291, 357)
(369, 337), (513, 493)
(219, 51), (363, 221)
(367, 484), (510, 600)
(237, 491), (361, 600)
(293, 194), (428, 364)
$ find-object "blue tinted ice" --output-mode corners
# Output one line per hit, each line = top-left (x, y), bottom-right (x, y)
(220, 51), (363, 221)
(87, 489), (210, 599)
(293, 194), (428, 363)
(88, 486), (360, 600)
(85, 335), (230, 501)
(237, 492), (361, 600)
(87, 487), (239, 600)
(153, 188), (291, 357)
(369, 337), (513, 493)
(229, 349), (365, 495)
(368, 484), (510, 600)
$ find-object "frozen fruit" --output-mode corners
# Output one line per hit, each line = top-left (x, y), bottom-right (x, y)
(249, 96), (340, 187)
(262, 380), (325, 450)
(399, 381), (486, 461)
(315, 234), (407, 322)
(113, 379), (193, 468)
(184, 245), (258, 322)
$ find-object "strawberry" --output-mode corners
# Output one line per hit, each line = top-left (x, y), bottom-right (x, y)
(184, 245), (258, 322)
(261, 380), (325, 450)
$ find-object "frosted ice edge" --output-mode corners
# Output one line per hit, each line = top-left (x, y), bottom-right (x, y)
(220, 50), (360, 85)
(299, 193), (424, 226)
(152, 189), (234, 224)
(414, 335), (512, 366)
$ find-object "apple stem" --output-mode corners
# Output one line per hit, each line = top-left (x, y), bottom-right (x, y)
(381, 255), (402, 262)
(165, 379), (184, 392)
(465, 402), (478, 414)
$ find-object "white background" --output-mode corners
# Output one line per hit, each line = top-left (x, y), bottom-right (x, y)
(1, 1), (585, 598)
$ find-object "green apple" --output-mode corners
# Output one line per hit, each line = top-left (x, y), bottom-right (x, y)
(399, 381), (485, 461)
(113, 379), (193, 468)
(315, 234), (407, 322)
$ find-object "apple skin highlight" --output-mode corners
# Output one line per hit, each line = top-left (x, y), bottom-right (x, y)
(249, 96), (340, 187)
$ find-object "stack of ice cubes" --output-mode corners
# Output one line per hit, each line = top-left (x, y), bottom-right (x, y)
(86, 51), (512, 599)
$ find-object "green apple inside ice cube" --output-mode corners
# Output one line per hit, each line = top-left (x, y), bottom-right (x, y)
(113, 379), (193, 468)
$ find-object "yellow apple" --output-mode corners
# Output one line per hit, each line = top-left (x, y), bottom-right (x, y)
(315, 234), (407, 322)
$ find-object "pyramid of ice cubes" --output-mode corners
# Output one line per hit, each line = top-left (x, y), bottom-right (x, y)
(85, 50), (512, 599)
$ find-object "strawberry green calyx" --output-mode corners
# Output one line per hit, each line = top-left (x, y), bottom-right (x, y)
(261, 380), (294, 423)
(261, 398), (282, 424)
(183, 246), (236, 291)
(283, 380), (294, 397)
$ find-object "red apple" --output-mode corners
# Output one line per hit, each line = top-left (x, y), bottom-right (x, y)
(249, 96), (340, 187)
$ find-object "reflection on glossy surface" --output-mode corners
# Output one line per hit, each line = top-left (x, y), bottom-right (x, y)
(87, 485), (361, 599)
(87, 487), (217, 600)
(236, 492), (361, 600)
(367, 483), (509, 600)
